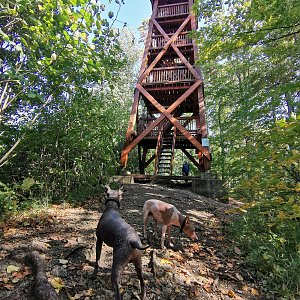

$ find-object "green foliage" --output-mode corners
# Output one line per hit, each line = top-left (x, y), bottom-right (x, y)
(0, 1), (141, 214)
(0, 0), (124, 164)
(0, 178), (39, 218)
(228, 203), (300, 299)
(194, 0), (300, 297)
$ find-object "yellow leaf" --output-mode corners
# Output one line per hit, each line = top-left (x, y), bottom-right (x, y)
(277, 211), (287, 220)
(160, 258), (173, 265)
(175, 287), (180, 293)
(6, 265), (20, 274)
(203, 284), (212, 293)
(251, 287), (259, 295)
(49, 277), (65, 293)
(228, 290), (235, 297)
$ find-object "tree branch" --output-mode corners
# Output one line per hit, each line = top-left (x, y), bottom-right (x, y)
(0, 95), (53, 167)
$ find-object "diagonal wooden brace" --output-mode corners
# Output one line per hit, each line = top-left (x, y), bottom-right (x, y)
(138, 15), (192, 83)
(137, 84), (210, 159)
(121, 81), (210, 161)
(120, 81), (202, 161)
(152, 18), (201, 81)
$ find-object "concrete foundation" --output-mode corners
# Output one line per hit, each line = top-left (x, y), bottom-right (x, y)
(191, 177), (228, 199)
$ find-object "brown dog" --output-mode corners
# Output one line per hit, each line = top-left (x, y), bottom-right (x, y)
(143, 199), (197, 249)
(93, 185), (148, 300)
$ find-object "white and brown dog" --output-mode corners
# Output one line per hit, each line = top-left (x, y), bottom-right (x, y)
(143, 199), (198, 249)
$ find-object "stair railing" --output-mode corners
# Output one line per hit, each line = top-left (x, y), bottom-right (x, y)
(170, 128), (177, 175)
(154, 124), (164, 174)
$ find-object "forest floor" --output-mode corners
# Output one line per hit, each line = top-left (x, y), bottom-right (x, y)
(0, 183), (273, 300)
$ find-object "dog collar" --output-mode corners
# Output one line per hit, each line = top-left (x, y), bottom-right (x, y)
(105, 197), (120, 208)
(179, 216), (188, 233)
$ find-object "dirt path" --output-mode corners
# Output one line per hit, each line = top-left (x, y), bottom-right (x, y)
(0, 183), (267, 299)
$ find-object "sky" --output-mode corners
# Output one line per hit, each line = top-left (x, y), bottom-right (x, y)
(103, 0), (152, 29)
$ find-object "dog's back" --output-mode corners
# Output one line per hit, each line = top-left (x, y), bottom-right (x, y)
(97, 205), (145, 250)
(143, 199), (197, 249)
(143, 199), (178, 225)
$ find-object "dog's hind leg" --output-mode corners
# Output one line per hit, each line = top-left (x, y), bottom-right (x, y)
(133, 255), (146, 300)
(153, 217), (158, 239)
(111, 253), (127, 300)
(143, 210), (150, 239)
(92, 237), (103, 278)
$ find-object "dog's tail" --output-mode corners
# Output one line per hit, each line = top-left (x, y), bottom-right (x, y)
(130, 240), (150, 250)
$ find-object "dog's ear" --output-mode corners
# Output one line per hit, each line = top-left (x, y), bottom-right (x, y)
(105, 185), (111, 193)
(185, 215), (190, 224)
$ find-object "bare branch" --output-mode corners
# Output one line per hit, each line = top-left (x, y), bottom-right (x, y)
(0, 95), (53, 167)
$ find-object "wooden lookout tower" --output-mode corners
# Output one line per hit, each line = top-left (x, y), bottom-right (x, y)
(120, 0), (211, 175)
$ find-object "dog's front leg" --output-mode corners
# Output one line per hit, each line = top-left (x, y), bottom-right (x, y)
(161, 225), (167, 249)
(166, 225), (173, 248)
(92, 237), (103, 278)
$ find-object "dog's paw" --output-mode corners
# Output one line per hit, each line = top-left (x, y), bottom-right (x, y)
(90, 271), (98, 280)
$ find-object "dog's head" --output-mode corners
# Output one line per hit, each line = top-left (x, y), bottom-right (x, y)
(104, 185), (123, 202)
(181, 215), (198, 241)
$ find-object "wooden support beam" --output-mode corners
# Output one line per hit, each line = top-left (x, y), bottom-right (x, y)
(152, 18), (201, 81)
(198, 86), (208, 137)
(145, 154), (156, 168)
(138, 0), (158, 78)
(120, 81), (201, 159)
(137, 84), (210, 159)
(121, 89), (140, 167)
(139, 15), (192, 83)
(182, 148), (202, 171)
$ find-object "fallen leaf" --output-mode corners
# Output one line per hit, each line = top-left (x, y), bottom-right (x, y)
(203, 284), (212, 293)
(49, 277), (65, 293)
(0, 277), (9, 284)
(82, 265), (94, 273)
(188, 286), (201, 297)
(31, 240), (51, 252)
(160, 258), (173, 265)
(0, 251), (9, 260)
(242, 285), (249, 291)
(6, 265), (20, 274)
(12, 278), (20, 283)
(228, 290), (235, 298)
(234, 246), (241, 255)
(59, 259), (69, 265)
(12, 272), (24, 279)
(3, 283), (15, 290)
(236, 273), (244, 281)
(251, 287), (259, 295)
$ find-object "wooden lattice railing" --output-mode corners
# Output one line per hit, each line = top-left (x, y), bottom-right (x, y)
(137, 117), (199, 137)
(156, 3), (189, 18)
(151, 32), (192, 49)
(144, 66), (194, 84)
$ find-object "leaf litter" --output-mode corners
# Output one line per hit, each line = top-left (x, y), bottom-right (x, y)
(0, 183), (269, 299)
